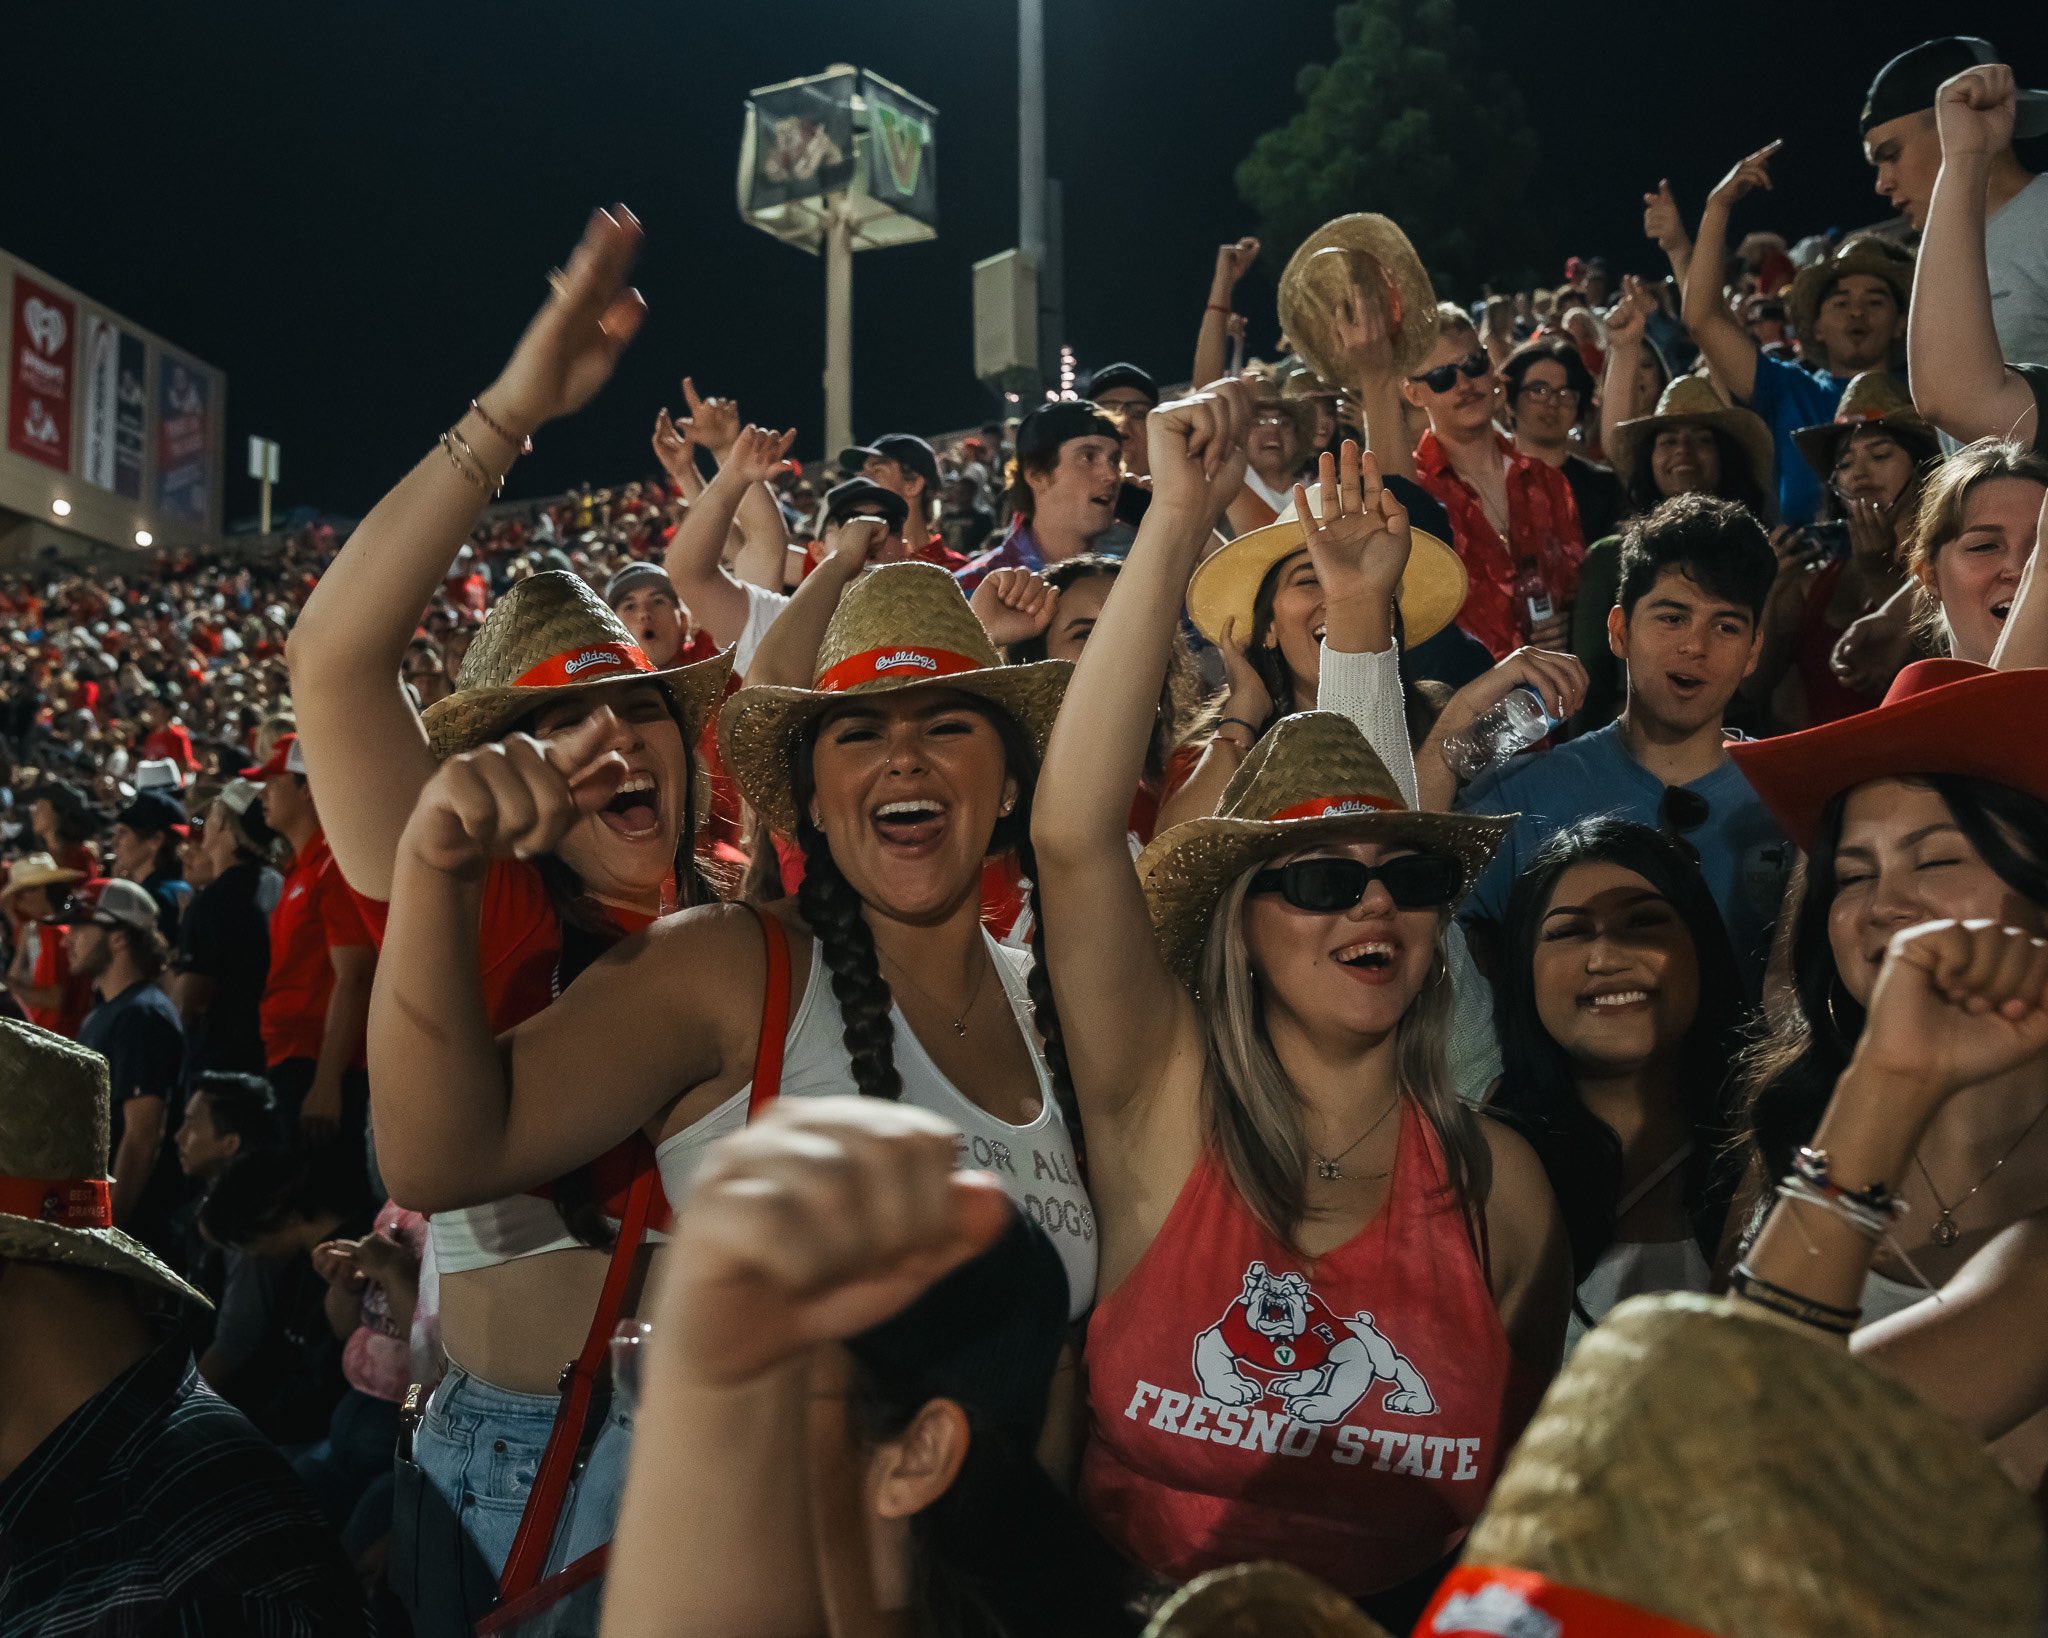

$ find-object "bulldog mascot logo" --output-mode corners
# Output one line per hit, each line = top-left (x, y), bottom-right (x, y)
(1193, 1262), (1436, 1424)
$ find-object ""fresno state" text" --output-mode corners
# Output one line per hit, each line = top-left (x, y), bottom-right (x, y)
(1122, 1381), (1482, 1478)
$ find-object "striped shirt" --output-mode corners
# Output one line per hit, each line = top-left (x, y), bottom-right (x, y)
(0, 1332), (367, 1635)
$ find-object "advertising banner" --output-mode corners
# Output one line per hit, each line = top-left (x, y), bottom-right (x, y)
(155, 353), (211, 524)
(743, 69), (856, 215)
(8, 276), (75, 471)
(861, 76), (937, 230)
(81, 315), (147, 498)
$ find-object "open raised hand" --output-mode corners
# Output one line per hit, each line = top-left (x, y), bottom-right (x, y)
(1293, 441), (1409, 612)
(720, 423), (799, 487)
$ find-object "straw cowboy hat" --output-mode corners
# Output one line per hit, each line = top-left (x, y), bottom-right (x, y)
(0, 852), (85, 904)
(1791, 368), (1940, 483)
(419, 570), (732, 762)
(1610, 374), (1776, 496)
(0, 1018), (210, 1307)
(1279, 214), (1441, 386)
(1730, 658), (2048, 851)
(717, 562), (1071, 841)
(1142, 1562), (1392, 1638)
(1137, 712), (1510, 985)
(1787, 234), (1915, 370)
(1421, 1293), (2042, 1637)
(1186, 483), (1467, 654)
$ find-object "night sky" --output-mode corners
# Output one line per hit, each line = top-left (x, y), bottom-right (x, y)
(7, 1), (2045, 523)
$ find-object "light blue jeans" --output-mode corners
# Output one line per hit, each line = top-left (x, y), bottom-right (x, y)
(411, 1364), (633, 1608)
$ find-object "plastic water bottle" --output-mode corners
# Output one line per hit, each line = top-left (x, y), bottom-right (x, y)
(1439, 688), (1550, 781)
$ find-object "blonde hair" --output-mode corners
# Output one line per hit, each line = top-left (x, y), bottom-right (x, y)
(1196, 866), (1493, 1251)
(1434, 300), (1478, 341)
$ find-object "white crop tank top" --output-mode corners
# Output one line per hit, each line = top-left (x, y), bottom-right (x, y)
(654, 931), (1098, 1318)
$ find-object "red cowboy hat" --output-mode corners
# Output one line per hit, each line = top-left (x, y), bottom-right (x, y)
(1729, 660), (2048, 851)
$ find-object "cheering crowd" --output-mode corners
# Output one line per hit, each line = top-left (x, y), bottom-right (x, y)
(5, 33), (2048, 1638)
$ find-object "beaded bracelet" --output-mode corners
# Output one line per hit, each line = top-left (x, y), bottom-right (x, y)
(1729, 1264), (1861, 1336)
(1792, 1146), (1906, 1221)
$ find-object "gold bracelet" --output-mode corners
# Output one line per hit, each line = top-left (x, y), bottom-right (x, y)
(440, 428), (504, 497)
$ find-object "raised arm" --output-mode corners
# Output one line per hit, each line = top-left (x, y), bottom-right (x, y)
(1033, 382), (1250, 1127)
(1329, 276), (1417, 486)
(367, 708), (748, 1211)
(1682, 144), (1780, 405)
(660, 424), (795, 650)
(1599, 276), (1658, 457)
(1990, 502), (2048, 672)
(1194, 238), (1259, 390)
(1737, 921), (2048, 1443)
(679, 379), (793, 592)
(601, 1100), (1010, 1638)
(1642, 179), (1695, 291)
(1910, 65), (2037, 446)
(742, 518), (881, 689)
(288, 205), (648, 899)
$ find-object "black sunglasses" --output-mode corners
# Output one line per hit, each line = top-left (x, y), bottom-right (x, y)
(1407, 349), (1491, 394)
(1248, 855), (1462, 914)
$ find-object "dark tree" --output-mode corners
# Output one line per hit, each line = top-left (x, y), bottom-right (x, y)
(1236, 0), (1545, 299)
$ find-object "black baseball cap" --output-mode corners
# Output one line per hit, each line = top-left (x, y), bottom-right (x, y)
(822, 477), (910, 533)
(1014, 401), (1122, 465)
(845, 1206), (1068, 1455)
(1084, 362), (1158, 404)
(602, 561), (677, 610)
(114, 790), (188, 839)
(838, 434), (941, 492)
(1861, 37), (2048, 138)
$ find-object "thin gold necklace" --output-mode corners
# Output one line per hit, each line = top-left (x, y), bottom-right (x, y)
(1915, 1103), (2048, 1248)
(879, 945), (990, 1037)
(1310, 1094), (1400, 1182)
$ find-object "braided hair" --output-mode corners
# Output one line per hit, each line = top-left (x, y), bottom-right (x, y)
(788, 698), (1082, 1150)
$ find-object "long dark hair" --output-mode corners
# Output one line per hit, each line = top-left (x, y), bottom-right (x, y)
(1493, 819), (1748, 1286)
(1623, 427), (1775, 525)
(849, 1363), (1161, 1636)
(1247, 551), (1438, 745)
(1740, 775), (2048, 1196)
(788, 696), (1080, 1145)
(519, 679), (712, 1249)
(1007, 555), (1217, 783)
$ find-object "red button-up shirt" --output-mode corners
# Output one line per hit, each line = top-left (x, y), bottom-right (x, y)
(1415, 430), (1584, 659)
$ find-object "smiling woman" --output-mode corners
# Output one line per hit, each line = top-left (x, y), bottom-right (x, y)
(1906, 440), (2048, 663)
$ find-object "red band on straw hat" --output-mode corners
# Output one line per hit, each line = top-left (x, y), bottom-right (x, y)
(513, 642), (655, 689)
(0, 1177), (113, 1229)
(815, 645), (983, 694)
(1421, 1565), (1715, 1637)
(1267, 793), (1402, 822)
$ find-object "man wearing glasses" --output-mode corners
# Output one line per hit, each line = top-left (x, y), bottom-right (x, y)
(1454, 495), (1790, 996)
(1404, 305), (1586, 660)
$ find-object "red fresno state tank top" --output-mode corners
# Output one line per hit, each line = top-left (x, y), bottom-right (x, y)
(1080, 1098), (1524, 1596)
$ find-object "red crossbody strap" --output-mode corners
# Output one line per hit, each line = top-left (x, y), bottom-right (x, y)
(494, 908), (790, 1604)
(747, 907), (791, 1120)
(497, 1163), (656, 1601)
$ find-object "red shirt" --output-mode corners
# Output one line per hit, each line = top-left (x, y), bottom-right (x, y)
(142, 723), (198, 772)
(1080, 1101), (1530, 1596)
(261, 829), (374, 1066)
(351, 858), (665, 1222)
(26, 926), (91, 1038)
(1415, 430), (1584, 660)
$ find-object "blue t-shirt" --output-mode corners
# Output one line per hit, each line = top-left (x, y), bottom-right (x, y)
(1456, 723), (1791, 993)
(1743, 354), (1846, 527)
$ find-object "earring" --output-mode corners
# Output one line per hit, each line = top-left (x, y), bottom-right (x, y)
(1824, 983), (1857, 1040)
(1000, 798), (1016, 816)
